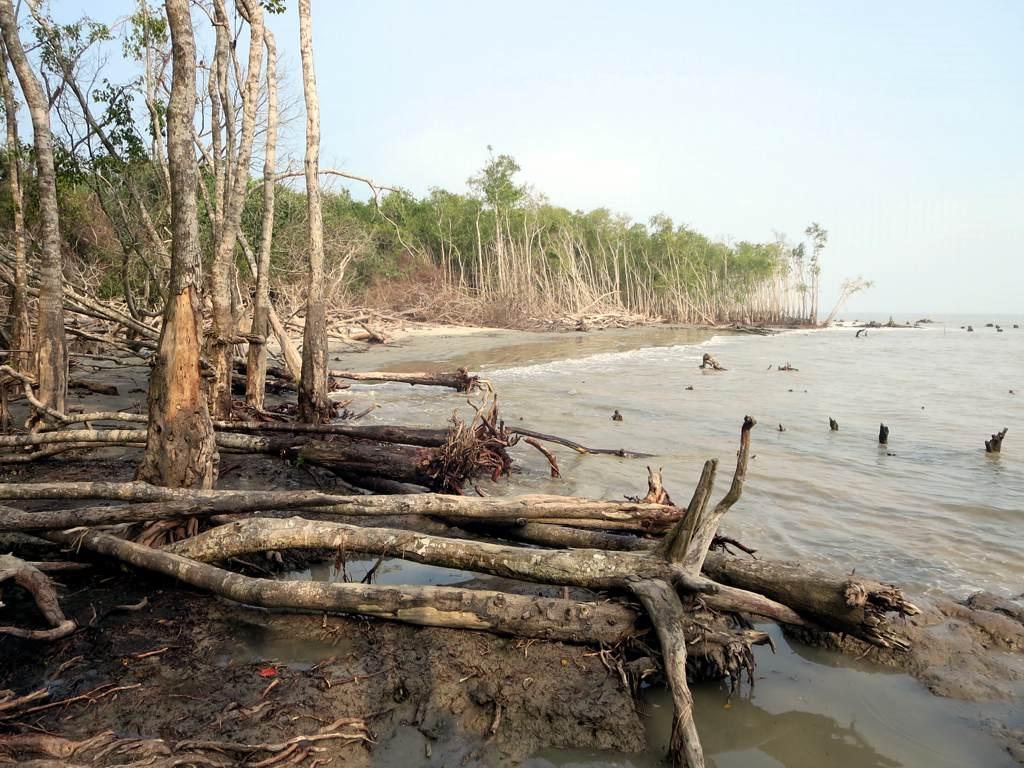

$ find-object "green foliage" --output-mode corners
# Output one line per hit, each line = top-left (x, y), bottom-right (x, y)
(467, 146), (526, 211)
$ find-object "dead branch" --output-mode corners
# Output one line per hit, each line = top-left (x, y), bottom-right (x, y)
(0, 554), (76, 640)
(43, 528), (639, 644)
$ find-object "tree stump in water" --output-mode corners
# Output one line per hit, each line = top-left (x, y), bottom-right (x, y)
(985, 428), (1008, 453)
(829, 417), (839, 431)
(878, 423), (889, 445)
(699, 353), (725, 371)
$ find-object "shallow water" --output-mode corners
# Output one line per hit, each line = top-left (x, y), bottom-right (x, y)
(270, 317), (1023, 767)
(342, 316), (1024, 599)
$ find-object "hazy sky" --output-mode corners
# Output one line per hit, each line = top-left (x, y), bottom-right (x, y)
(58, 1), (1024, 313)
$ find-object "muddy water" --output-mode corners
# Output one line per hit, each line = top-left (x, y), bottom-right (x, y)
(274, 318), (1022, 767)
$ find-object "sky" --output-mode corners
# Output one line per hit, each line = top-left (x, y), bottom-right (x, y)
(53, 0), (1024, 314)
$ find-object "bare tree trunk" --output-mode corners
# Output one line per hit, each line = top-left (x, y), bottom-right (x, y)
(137, 0), (218, 488)
(0, 39), (31, 376)
(297, 0), (331, 423)
(206, 0), (264, 419)
(245, 25), (277, 411)
(0, 0), (66, 415)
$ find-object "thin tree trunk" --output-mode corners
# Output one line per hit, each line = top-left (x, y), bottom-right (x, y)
(297, 0), (331, 423)
(0, 39), (31, 376)
(137, 0), (218, 488)
(0, 0), (66, 415)
(207, 0), (264, 419)
(246, 25), (277, 411)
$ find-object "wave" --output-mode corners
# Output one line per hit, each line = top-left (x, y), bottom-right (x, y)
(487, 334), (743, 379)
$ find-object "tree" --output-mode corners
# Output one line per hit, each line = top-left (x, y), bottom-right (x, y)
(804, 222), (827, 326)
(296, 0), (331, 423)
(245, 24), (278, 411)
(0, 39), (31, 377)
(206, 0), (265, 419)
(136, 0), (218, 488)
(0, 0), (67, 416)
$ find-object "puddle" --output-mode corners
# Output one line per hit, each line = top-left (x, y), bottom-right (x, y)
(527, 626), (1017, 768)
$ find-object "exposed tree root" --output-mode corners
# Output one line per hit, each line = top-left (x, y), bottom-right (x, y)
(0, 554), (75, 640)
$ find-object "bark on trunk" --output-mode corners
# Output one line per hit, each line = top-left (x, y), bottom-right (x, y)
(0, 0), (66, 415)
(0, 40), (32, 377)
(0, 554), (76, 640)
(207, 0), (264, 419)
(42, 528), (639, 644)
(213, 420), (449, 446)
(136, 0), (218, 488)
(0, 483), (682, 531)
(245, 24), (277, 411)
(702, 552), (918, 649)
(296, 0), (331, 424)
(630, 579), (704, 768)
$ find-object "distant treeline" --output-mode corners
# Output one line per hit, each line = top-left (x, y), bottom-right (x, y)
(0, 4), (864, 328)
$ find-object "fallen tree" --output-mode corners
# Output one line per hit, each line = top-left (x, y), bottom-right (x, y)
(0, 417), (922, 767)
(327, 367), (480, 392)
(41, 528), (638, 644)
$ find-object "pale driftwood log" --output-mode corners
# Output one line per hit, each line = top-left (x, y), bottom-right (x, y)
(328, 367), (480, 392)
(42, 529), (637, 644)
(168, 517), (812, 632)
(167, 516), (716, 594)
(630, 579), (704, 768)
(702, 552), (919, 650)
(0, 554), (76, 640)
(663, 416), (755, 574)
(0, 484), (682, 532)
(211, 420), (449, 446)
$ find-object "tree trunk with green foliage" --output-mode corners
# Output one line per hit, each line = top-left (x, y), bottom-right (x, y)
(0, 39), (31, 376)
(0, 0), (66, 416)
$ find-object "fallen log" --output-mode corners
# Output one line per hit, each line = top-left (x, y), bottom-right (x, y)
(168, 517), (812, 633)
(0, 430), (498, 493)
(0, 554), (76, 641)
(327, 367), (479, 392)
(0, 486), (683, 533)
(211, 421), (449, 447)
(42, 529), (637, 644)
(701, 552), (919, 650)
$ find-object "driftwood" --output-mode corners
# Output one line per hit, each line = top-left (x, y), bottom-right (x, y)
(0, 486), (683, 533)
(0, 554), (76, 640)
(630, 579), (704, 767)
(0, 416), (925, 768)
(0, 427), (506, 492)
(42, 528), (637, 644)
(510, 426), (653, 458)
(212, 420), (449, 447)
(985, 427), (1007, 453)
(327, 367), (479, 392)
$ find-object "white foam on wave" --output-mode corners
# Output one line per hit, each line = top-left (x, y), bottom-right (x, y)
(488, 334), (742, 380)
